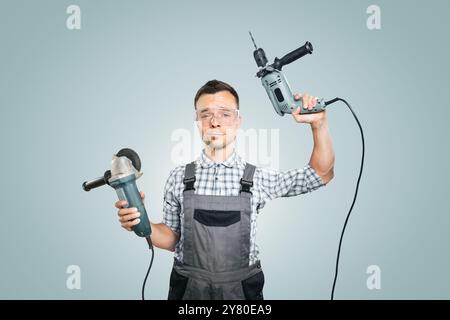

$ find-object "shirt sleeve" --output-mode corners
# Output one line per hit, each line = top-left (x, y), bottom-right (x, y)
(259, 164), (325, 200)
(162, 168), (182, 234)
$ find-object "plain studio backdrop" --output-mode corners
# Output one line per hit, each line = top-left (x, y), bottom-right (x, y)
(0, 0), (449, 299)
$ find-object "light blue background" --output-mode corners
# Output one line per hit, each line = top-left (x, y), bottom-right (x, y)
(0, 0), (449, 299)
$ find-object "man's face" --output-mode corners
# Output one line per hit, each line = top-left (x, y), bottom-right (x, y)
(195, 91), (241, 152)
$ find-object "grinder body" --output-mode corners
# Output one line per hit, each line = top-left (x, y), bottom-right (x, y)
(109, 174), (151, 238)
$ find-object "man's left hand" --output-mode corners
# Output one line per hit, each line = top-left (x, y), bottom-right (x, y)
(291, 93), (326, 128)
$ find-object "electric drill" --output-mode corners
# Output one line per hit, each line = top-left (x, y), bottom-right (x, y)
(249, 31), (327, 116)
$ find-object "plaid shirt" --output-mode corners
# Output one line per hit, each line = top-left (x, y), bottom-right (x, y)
(163, 150), (325, 266)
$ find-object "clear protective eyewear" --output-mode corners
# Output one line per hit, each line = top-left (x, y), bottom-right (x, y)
(195, 107), (240, 125)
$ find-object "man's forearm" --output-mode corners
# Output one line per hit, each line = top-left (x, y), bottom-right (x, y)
(149, 222), (179, 252)
(309, 115), (335, 184)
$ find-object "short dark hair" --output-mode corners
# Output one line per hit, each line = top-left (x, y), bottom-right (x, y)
(194, 80), (239, 109)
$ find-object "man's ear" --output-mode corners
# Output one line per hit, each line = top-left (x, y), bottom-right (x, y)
(236, 114), (242, 129)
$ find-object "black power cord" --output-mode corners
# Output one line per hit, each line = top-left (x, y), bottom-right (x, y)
(142, 237), (155, 300)
(324, 97), (365, 300)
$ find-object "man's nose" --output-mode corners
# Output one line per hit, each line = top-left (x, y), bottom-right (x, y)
(210, 116), (221, 127)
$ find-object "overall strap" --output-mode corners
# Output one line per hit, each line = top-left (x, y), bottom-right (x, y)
(183, 161), (196, 191)
(240, 163), (256, 194)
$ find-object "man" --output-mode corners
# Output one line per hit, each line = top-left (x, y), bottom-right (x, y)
(115, 80), (334, 300)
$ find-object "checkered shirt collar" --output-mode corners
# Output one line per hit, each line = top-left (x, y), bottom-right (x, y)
(198, 149), (239, 168)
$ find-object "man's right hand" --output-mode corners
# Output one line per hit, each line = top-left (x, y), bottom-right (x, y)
(115, 191), (145, 231)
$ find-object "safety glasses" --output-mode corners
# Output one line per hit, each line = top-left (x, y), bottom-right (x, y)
(195, 108), (240, 125)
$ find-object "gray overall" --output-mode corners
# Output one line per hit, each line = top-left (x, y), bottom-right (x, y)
(167, 161), (265, 300)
